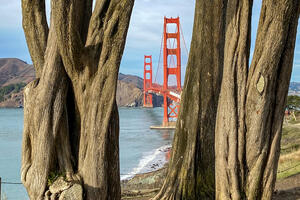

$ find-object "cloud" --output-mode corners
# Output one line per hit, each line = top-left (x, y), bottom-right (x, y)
(0, 1), (22, 29)
(0, 0), (299, 80)
(120, 0), (195, 76)
(125, 0), (195, 50)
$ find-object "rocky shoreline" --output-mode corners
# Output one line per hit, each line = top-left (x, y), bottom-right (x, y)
(121, 147), (171, 199)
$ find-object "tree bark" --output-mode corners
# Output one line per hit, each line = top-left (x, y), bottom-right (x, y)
(21, 0), (48, 77)
(215, 0), (300, 199)
(21, 0), (134, 199)
(215, 0), (253, 199)
(153, 0), (226, 199)
(155, 0), (299, 199)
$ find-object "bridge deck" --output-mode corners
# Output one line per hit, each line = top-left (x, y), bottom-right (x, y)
(146, 85), (181, 102)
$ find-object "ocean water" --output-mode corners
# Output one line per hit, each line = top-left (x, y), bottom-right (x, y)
(0, 107), (174, 199)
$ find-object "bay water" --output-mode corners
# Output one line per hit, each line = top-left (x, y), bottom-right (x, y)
(0, 107), (174, 199)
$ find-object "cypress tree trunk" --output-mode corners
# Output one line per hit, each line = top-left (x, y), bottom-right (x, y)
(21, 0), (134, 199)
(153, 0), (226, 199)
(215, 0), (300, 199)
(215, 0), (253, 199)
(155, 0), (299, 199)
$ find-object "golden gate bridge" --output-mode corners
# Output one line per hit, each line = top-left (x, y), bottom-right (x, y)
(143, 17), (188, 128)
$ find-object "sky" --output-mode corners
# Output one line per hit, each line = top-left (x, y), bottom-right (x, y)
(0, 1), (299, 81)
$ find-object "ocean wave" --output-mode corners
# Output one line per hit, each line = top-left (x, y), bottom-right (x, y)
(121, 144), (171, 180)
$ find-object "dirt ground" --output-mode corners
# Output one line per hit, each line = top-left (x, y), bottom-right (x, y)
(122, 170), (300, 200)
(273, 173), (300, 200)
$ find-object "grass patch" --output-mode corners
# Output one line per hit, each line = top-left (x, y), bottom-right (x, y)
(287, 119), (299, 124)
(277, 161), (300, 180)
(278, 119), (300, 179)
(278, 149), (300, 180)
(281, 125), (300, 155)
(47, 171), (66, 186)
(281, 143), (300, 155)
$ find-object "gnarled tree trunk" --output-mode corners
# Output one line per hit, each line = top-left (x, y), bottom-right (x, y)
(215, 0), (300, 199)
(154, 0), (299, 200)
(153, 0), (226, 199)
(21, 0), (134, 199)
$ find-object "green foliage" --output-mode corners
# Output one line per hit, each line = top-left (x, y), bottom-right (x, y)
(286, 95), (300, 110)
(47, 171), (66, 187)
(0, 82), (26, 102)
(14, 82), (26, 93)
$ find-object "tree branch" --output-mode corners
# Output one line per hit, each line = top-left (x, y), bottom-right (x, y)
(84, 0), (134, 74)
(85, 0), (111, 47)
(21, 0), (49, 77)
(52, 0), (93, 78)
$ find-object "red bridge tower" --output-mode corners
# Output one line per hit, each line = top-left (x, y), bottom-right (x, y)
(162, 17), (181, 126)
(143, 55), (153, 108)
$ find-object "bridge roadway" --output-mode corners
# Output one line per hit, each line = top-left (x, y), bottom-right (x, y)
(147, 83), (181, 103)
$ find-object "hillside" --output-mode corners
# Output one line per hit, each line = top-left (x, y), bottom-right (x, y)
(119, 73), (144, 89)
(0, 58), (35, 86)
(289, 82), (300, 91)
(0, 58), (35, 107)
(117, 73), (144, 107)
(289, 82), (300, 96)
(0, 58), (161, 108)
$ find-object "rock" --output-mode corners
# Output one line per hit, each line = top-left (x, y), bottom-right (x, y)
(127, 101), (138, 107)
(49, 177), (72, 194)
(59, 183), (83, 200)
(46, 176), (83, 200)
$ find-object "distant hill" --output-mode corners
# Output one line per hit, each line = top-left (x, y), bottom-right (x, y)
(0, 58), (162, 108)
(289, 82), (300, 96)
(0, 58), (35, 86)
(118, 73), (144, 89)
(289, 82), (300, 91)
(0, 58), (35, 107)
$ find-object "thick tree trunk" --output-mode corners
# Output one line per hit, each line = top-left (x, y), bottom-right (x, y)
(153, 0), (226, 199)
(215, 0), (300, 199)
(154, 0), (299, 199)
(21, 5), (72, 199)
(21, 0), (134, 199)
(215, 0), (253, 199)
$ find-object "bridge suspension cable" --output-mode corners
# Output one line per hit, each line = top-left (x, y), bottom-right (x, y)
(180, 24), (190, 57)
(154, 32), (164, 85)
